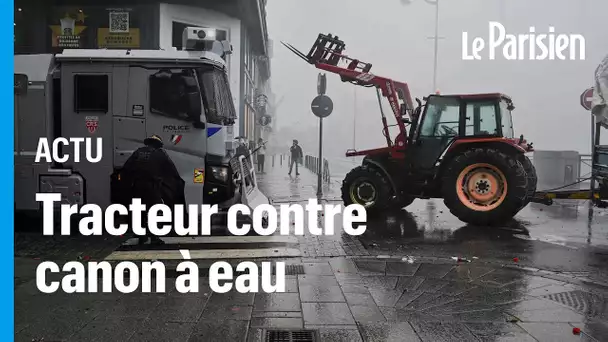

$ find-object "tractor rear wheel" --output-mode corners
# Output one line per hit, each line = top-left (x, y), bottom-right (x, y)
(341, 164), (392, 214)
(517, 154), (537, 207)
(441, 148), (528, 226)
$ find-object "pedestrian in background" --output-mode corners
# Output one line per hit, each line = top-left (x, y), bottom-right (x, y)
(289, 139), (303, 176)
(257, 138), (266, 173)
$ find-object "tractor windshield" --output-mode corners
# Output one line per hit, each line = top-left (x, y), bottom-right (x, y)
(499, 100), (514, 138)
(419, 97), (460, 137)
(195, 66), (237, 126)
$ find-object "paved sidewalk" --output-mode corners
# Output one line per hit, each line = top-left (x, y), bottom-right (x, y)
(15, 256), (608, 341)
(257, 161), (370, 259)
(257, 156), (342, 203)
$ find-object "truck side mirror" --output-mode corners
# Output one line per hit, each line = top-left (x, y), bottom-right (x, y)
(220, 40), (232, 55)
(210, 41), (233, 58)
(14, 74), (28, 96)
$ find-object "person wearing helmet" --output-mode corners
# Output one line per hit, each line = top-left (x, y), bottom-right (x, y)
(119, 134), (185, 245)
(289, 139), (302, 176)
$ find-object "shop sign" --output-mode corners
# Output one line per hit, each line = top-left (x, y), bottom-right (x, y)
(97, 28), (140, 48)
(49, 11), (87, 48)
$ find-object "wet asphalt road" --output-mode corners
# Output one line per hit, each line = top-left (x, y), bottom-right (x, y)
(259, 160), (608, 284)
(353, 199), (608, 283)
(13, 162), (608, 341)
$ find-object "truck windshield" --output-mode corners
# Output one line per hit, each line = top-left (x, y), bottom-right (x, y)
(196, 66), (237, 125)
(499, 100), (514, 139)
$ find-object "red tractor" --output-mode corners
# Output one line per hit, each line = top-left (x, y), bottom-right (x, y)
(283, 33), (537, 225)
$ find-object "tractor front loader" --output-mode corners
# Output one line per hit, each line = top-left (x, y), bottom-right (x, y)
(283, 33), (539, 226)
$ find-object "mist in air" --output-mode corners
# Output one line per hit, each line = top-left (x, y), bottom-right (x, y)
(265, 0), (608, 161)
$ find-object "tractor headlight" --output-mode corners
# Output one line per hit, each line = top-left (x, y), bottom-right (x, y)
(210, 166), (229, 182)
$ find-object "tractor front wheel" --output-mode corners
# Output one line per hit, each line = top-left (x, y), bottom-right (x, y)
(441, 148), (528, 226)
(341, 165), (392, 214)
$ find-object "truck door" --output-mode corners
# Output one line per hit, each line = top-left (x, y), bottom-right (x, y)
(130, 67), (207, 206)
(113, 65), (146, 170)
(60, 63), (114, 209)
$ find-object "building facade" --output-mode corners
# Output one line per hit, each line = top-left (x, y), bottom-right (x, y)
(14, 0), (272, 152)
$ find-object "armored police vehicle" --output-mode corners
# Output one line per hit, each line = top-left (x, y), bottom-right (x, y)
(14, 27), (268, 218)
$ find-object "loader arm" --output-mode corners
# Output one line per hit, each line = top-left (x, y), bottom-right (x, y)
(281, 34), (415, 146)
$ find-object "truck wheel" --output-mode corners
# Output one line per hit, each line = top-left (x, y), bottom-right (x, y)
(517, 154), (537, 207)
(341, 164), (392, 214)
(441, 148), (528, 226)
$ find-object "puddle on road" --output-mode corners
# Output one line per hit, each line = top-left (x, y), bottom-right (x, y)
(353, 199), (608, 253)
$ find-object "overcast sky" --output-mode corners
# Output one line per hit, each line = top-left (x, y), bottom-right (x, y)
(266, 0), (608, 158)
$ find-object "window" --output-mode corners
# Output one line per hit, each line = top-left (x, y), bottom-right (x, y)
(74, 75), (109, 113)
(465, 102), (499, 136)
(419, 97), (460, 137)
(149, 69), (199, 121)
(196, 66), (237, 125)
(499, 100), (514, 138)
(244, 32), (249, 68)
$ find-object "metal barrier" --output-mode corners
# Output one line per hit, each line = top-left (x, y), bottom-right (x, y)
(304, 155), (331, 183)
(230, 153), (271, 207)
(578, 154), (593, 181)
(230, 154), (255, 193)
(527, 154), (592, 183)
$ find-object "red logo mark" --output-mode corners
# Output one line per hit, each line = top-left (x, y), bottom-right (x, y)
(85, 116), (99, 134)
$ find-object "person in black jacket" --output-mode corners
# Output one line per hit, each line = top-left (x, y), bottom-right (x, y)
(119, 135), (185, 245)
(289, 139), (303, 176)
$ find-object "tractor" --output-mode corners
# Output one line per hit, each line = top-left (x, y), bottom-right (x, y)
(283, 33), (538, 225)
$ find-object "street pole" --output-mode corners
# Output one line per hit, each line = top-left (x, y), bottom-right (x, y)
(588, 115), (597, 245)
(431, 0), (439, 92)
(352, 88), (357, 165)
(313, 73), (331, 198)
(401, 0), (441, 92)
(317, 117), (323, 197)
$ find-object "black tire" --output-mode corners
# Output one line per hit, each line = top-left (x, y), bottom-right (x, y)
(441, 148), (528, 226)
(517, 154), (537, 207)
(341, 164), (392, 214)
(392, 195), (415, 209)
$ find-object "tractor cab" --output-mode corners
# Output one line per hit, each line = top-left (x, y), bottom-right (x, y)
(407, 93), (520, 170)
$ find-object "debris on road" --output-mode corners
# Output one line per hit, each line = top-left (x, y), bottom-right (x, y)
(402, 256), (416, 264)
(452, 256), (472, 263)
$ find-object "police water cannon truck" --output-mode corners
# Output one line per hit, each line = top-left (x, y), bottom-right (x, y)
(14, 27), (269, 221)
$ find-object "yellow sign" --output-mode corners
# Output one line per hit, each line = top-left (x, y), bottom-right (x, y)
(97, 28), (140, 48)
(194, 169), (204, 183)
(49, 12), (87, 48)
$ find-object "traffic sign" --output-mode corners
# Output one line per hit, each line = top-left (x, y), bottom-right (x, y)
(317, 73), (327, 95)
(580, 88), (594, 111)
(311, 95), (333, 118)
